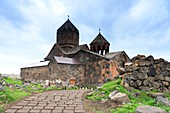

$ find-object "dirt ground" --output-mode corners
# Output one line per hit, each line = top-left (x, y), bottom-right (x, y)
(83, 91), (122, 113)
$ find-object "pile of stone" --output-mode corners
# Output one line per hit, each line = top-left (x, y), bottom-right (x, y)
(124, 55), (170, 93)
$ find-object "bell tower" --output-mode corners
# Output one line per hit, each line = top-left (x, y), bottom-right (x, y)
(90, 29), (110, 55)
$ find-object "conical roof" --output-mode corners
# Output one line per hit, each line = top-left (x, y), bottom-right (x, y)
(57, 19), (79, 34)
(90, 32), (110, 46)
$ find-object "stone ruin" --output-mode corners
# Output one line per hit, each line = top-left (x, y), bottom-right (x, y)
(123, 55), (170, 93)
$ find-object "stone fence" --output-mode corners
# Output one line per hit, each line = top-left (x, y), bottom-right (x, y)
(123, 55), (170, 93)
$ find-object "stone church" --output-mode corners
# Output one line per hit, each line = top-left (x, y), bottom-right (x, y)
(21, 19), (130, 86)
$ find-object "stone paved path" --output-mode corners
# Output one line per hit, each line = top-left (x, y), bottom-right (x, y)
(5, 90), (87, 113)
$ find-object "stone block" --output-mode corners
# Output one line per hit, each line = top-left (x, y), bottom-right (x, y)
(140, 86), (150, 91)
(63, 110), (74, 113)
(162, 81), (169, 86)
(165, 77), (170, 82)
(148, 66), (157, 76)
(129, 74), (137, 80)
(117, 67), (125, 75)
(149, 92), (165, 98)
(16, 109), (30, 113)
(162, 87), (169, 93)
(137, 73), (148, 80)
(130, 80), (136, 87)
(125, 66), (133, 72)
(138, 60), (145, 66)
(155, 74), (165, 80)
(143, 80), (148, 86)
(137, 80), (142, 86)
(148, 83), (152, 87)
(75, 110), (85, 113)
(4, 109), (18, 113)
(108, 90), (119, 99)
(146, 55), (154, 63)
(29, 109), (41, 113)
(148, 77), (154, 83)
(110, 92), (130, 103)
(135, 105), (167, 113)
(152, 82), (160, 89)
(145, 61), (151, 66)
(0, 85), (4, 91)
(155, 96), (170, 107)
(41, 110), (52, 113)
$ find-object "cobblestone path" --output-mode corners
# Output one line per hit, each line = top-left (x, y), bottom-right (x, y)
(5, 90), (87, 113)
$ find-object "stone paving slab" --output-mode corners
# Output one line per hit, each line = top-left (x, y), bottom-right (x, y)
(5, 90), (87, 113)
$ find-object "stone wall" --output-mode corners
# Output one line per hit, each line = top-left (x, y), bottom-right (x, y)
(49, 59), (85, 86)
(124, 55), (170, 93)
(84, 60), (119, 86)
(20, 66), (49, 80)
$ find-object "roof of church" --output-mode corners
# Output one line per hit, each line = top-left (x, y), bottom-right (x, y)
(104, 51), (124, 59)
(67, 46), (109, 60)
(22, 61), (50, 68)
(54, 56), (81, 64)
(57, 19), (79, 33)
(90, 32), (110, 45)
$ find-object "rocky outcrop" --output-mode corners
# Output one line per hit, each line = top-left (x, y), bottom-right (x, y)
(124, 55), (170, 93)
(135, 105), (167, 113)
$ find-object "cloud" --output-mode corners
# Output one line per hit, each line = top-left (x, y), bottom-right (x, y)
(110, 0), (170, 60)
(1, 0), (170, 74)
(0, 0), (68, 74)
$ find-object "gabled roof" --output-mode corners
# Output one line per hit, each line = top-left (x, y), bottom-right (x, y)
(67, 47), (109, 60)
(57, 19), (79, 33)
(54, 56), (81, 64)
(90, 32), (110, 45)
(104, 51), (124, 59)
(45, 44), (65, 60)
(79, 44), (89, 50)
(22, 61), (50, 68)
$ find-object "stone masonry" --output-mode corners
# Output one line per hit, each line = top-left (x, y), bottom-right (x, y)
(124, 55), (170, 93)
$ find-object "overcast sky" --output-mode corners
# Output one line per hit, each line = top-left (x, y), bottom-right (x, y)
(1, 0), (170, 74)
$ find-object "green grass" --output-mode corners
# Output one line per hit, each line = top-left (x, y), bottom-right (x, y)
(87, 79), (170, 113)
(87, 78), (131, 100)
(0, 87), (30, 103)
(3, 77), (22, 85)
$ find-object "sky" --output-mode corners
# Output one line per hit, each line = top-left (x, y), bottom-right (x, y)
(0, 0), (170, 74)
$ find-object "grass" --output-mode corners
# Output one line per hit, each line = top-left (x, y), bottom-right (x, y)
(2, 77), (22, 85)
(0, 87), (30, 103)
(86, 78), (170, 113)
(87, 78), (131, 100)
